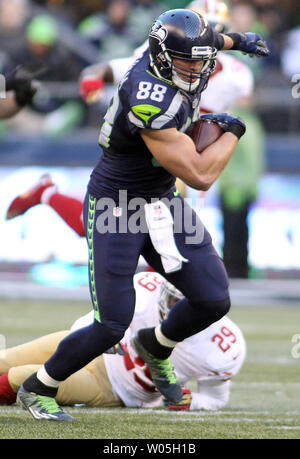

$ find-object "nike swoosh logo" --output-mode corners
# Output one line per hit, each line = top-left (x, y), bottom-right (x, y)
(137, 111), (152, 117)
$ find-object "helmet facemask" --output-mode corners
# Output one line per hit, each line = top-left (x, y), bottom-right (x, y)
(151, 45), (217, 94)
(171, 50), (217, 94)
(158, 281), (184, 322)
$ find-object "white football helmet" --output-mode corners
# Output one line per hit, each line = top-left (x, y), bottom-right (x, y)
(158, 280), (184, 322)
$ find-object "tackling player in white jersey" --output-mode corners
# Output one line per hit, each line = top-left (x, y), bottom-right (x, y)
(0, 272), (246, 411)
(73, 271), (246, 410)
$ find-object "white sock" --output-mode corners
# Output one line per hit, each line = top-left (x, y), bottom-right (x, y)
(41, 185), (57, 205)
(37, 366), (61, 388)
(155, 325), (178, 348)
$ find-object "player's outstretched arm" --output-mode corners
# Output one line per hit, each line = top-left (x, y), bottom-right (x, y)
(166, 380), (231, 411)
(79, 56), (136, 103)
(80, 63), (114, 83)
(140, 118), (244, 191)
(215, 31), (270, 57)
(164, 379), (231, 411)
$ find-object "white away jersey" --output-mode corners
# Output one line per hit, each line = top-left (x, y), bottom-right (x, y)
(71, 272), (246, 409)
(103, 272), (246, 409)
(200, 52), (254, 113)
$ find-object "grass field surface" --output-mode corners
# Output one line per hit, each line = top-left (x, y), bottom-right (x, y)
(1, 298), (300, 440)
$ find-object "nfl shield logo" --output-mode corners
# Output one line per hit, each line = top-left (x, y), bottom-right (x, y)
(153, 204), (164, 221)
(113, 207), (122, 217)
(154, 204), (162, 216)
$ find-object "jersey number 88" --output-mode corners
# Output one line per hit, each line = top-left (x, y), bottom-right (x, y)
(137, 81), (167, 102)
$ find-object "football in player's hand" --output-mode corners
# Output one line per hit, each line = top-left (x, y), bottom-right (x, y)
(190, 119), (224, 154)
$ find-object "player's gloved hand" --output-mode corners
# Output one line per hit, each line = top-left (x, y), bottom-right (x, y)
(200, 113), (246, 139)
(5, 65), (39, 107)
(80, 75), (105, 103)
(226, 32), (270, 57)
(164, 388), (192, 411)
(105, 342), (127, 356)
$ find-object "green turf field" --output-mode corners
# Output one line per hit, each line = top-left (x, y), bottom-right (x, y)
(1, 299), (300, 439)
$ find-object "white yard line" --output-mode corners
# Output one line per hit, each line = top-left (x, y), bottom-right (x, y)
(2, 406), (300, 419)
(269, 426), (300, 430)
(245, 356), (297, 364)
(232, 382), (300, 387)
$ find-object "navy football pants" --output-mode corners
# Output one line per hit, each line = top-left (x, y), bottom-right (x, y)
(45, 190), (230, 381)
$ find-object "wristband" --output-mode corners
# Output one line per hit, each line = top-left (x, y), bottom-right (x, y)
(226, 123), (245, 139)
(213, 31), (225, 50)
(225, 33), (242, 50)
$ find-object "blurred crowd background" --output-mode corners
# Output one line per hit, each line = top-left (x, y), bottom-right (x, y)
(0, 0), (299, 135)
(0, 0), (300, 284)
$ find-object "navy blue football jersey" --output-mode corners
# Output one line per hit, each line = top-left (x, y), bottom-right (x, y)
(88, 49), (201, 200)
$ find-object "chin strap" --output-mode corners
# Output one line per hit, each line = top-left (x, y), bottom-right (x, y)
(171, 70), (200, 93)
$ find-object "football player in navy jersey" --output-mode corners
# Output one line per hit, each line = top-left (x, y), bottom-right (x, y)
(18, 9), (269, 421)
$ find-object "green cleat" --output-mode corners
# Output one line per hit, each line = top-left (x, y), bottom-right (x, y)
(131, 332), (182, 403)
(17, 385), (74, 422)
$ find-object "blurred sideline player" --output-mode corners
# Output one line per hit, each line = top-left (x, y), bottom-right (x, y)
(5, 0), (253, 231)
(0, 92), (23, 119)
(0, 272), (246, 410)
(0, 66), (38, 119)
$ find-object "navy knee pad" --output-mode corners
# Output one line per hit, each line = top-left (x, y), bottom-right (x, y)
(196, 296), (231, 326)
(161, 297), (231, 343)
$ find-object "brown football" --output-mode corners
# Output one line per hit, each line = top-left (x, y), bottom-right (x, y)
(190, 120), (224, 154)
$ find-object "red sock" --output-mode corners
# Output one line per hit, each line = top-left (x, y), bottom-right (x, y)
(43, 191), (85, 237)
(0, 372), (17, 405)
(146, 266), (155, 272)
